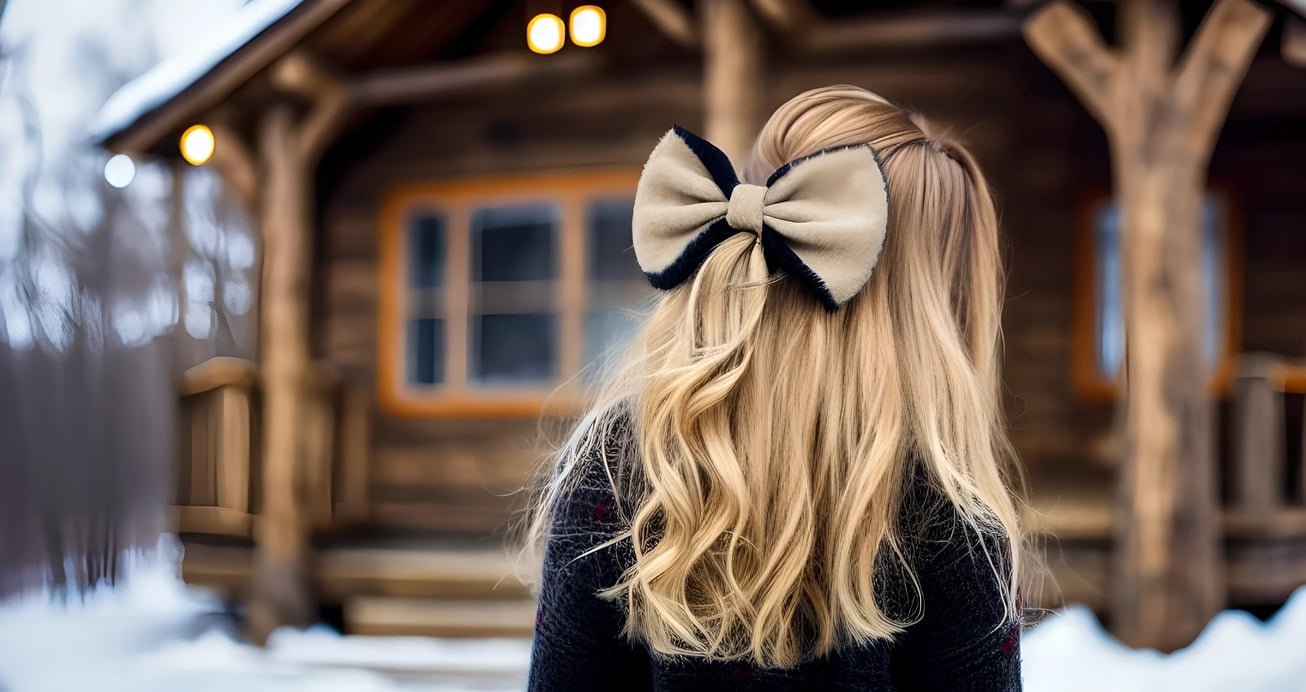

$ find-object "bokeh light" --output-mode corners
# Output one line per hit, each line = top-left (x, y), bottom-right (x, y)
(180, 124), (215, 166)
(103, 154), (136, 188)
(569, 6), (606, 48)
(527, 13), (565, 55)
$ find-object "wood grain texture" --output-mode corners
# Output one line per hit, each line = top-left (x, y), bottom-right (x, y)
(1027, 0), (1271, 651)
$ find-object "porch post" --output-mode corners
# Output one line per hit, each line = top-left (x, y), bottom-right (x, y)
(246, 99), (317, 645)
(703, 0), (764, 167)
(1023, 0), (1270, 650)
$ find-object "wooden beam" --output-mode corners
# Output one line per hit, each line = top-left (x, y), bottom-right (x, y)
(748, 0), (818, 33)
(180, 356), (258, 396)
(246, 101), (317, 645)
(802, 10), (1023, 57)
(1023, 1), (1121, 131)
(268, 52), (352, 163)
(209, 122), (259, 211)
(1287, 18), (1306, 68)
(1025, 0), (1270, 653)
(632, 0), (699, 48)
(1171, 0), (1273, 160)
(101, 0), (353, 155)
(1232, 354), (1285, 518)
(350, 52), (600, 108)
(703, 0), (764, 167)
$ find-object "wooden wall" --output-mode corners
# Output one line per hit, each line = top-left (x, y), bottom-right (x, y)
(311, 40), (1306, 538)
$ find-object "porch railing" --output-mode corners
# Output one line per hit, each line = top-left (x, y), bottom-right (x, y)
(1231, 352), (1306, 517)
(175, 357), (370, 538)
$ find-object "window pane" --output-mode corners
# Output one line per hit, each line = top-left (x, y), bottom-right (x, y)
(1095, 203), (1124, 378)
(1094, 196), (1227, 379)
(408, 213), (446, 289)
(471, 313), (557, 386)
(472, 204), (557, 282)
(587, 198), (643, 281)
(584, 309), (642, 374)
(407, 317), (444, 385)
(1200, 198), (1225, 369)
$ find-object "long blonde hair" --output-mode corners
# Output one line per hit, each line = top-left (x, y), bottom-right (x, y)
(526, 85), (1023, 668)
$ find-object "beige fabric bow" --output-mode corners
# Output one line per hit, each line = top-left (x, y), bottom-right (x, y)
(631, 126), (889, 309)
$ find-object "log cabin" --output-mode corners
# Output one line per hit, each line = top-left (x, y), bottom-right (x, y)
(94, 0), (1306, 649)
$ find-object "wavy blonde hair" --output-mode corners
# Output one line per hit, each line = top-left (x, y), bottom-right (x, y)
(525, 85), (1024, 668)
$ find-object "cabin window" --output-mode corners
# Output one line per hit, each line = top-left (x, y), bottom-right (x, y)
(1073, 190), (1241, 400)
(380, 170), (647, 417)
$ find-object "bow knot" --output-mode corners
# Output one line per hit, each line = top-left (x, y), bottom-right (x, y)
(725, 184), (766, 234)
(631, 126), (890, 310)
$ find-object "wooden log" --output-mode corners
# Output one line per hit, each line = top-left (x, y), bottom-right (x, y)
(210, 123), (259, 212)
(1286, 18), (1306, 67)
(214, 384), (252, 514)
(351, 53), (599, 109)
(804, 10), (1022, 57)
(180, 356), (258, 396)
(1024, 0), (1270, 651)
(632, 0), (699, 48)
(1231, 354), (1285, 517)
(747, 0), (818, 34)
(334, 386), (372, 521)
(268, 52), (351, 164)
(1022, 2), (1120, 131)
(703, 0), (764, 168)
(246, 101), (316, 645)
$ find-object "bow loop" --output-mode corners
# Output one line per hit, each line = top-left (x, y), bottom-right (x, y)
(632, 126), (889, 310)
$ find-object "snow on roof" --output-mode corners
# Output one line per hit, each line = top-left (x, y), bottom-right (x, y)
(90, 0), (305, 145)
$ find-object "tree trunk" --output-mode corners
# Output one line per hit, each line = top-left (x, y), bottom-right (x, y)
(246, 101), (315, 644)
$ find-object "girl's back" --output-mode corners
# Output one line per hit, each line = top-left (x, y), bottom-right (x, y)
(525, 85), (1027, 691)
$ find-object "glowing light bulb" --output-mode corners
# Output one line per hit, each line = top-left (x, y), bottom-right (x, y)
(527, 13), (565, 54)
(104, 154), (136, 188)
(570, 5), (606, 47)
(180, 124), (215, 166)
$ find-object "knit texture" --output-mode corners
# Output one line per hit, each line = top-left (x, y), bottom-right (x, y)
(527, 452), (1022, 691)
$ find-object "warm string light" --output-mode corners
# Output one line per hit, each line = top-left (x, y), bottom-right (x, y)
(569, 5), (606, 47)
(180, 124), (215, 166)
(527, 5), (606, 53)
(527, 13), (565, 54)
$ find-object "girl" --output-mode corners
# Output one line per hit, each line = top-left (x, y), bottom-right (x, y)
(525, 85), (1026, 690)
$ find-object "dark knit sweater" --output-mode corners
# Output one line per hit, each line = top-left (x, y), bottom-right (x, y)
(527, 453), (1022, 691)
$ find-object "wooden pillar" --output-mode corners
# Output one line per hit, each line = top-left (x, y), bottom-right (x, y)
(703, 0), (764, 167)
(246, 100), (316, 644)
(1024, 0), (1271, 650)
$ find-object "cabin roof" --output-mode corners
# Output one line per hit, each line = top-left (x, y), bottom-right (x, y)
(94, 0), (1306, 158)
(93, 0), (1038, 157)
(90, 0), (307, 148)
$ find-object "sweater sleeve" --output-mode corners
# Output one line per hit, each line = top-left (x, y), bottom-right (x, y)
(889, 491), (1023, 692)
(527, 457), (649, 691)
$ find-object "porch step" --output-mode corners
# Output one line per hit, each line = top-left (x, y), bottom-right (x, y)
(344, 595), (536, 638)
(181, 540), (535, 604)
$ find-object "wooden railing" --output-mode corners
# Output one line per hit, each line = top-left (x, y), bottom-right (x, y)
(1230, 353), (1306, 519)
(176, 357), (370, 538)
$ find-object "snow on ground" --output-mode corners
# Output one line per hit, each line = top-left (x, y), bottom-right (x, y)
(0, 539), (1303, 691)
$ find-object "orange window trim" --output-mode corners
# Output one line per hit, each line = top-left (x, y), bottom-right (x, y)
(1071, 184), (1244, 402)
(377, 168), (641, 419)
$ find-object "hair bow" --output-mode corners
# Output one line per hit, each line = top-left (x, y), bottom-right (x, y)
(631, 126), (889, 310)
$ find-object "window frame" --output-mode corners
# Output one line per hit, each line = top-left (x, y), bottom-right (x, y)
(378, 169), (643, 418)
(1071, 184), (1244, 401)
